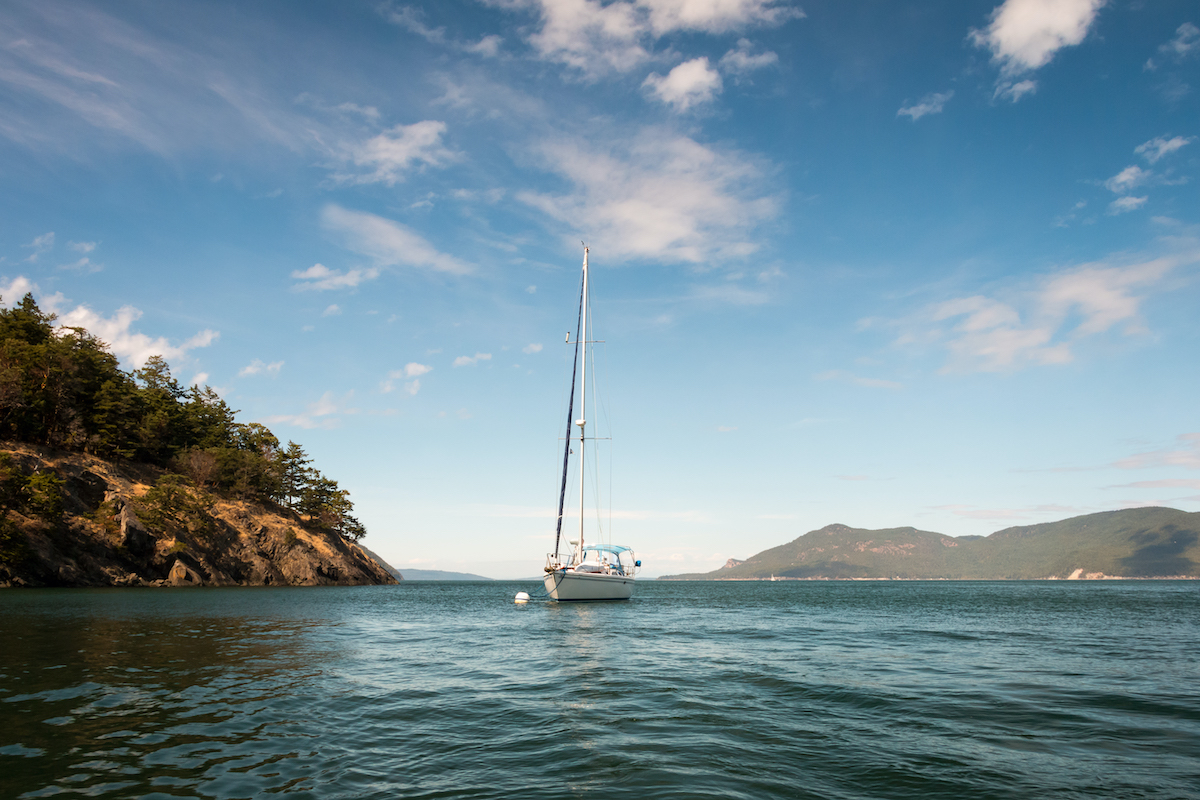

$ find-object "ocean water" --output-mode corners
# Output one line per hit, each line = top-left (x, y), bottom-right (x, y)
(1, 581), (1198, 800)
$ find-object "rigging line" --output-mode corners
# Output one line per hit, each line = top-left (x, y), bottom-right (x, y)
(553, 267), (586, 562)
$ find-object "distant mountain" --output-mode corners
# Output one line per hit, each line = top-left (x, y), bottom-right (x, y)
(329, 547), (494, 581)
(659, 508), (1200, 580)
(396, 568), (494, 581)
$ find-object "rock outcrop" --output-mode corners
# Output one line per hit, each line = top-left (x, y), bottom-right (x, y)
(0, 443), (397, 588)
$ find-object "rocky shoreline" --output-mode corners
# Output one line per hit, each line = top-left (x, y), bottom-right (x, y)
(0, 443), (396, 588)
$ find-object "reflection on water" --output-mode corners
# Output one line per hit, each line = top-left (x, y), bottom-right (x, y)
(1, 582), (1199, 799)
(1, 589), (336, 798)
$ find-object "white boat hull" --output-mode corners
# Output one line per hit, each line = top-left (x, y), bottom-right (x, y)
(543, 570), (634, 601)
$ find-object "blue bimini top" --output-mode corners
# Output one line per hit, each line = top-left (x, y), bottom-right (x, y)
(583, 544), (634, 555)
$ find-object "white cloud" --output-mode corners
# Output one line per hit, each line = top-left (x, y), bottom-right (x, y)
(1135, 135), (1194, 164)
(511, 0), (801, 78)
(522, 343), (543, 354)
(261, 391), (354, 430)
(718, 39), (778, 76)
(1107, 195), (1148, 215)
(815, 369), (902, 390)
(53, 302), (218, 369)
(337, 120), (455, 186)
(239, 359), (283, 377)
(897, 91), (954, 121)
(68, 240), (96, 253)
(517, 129), (777, 264)
(22, 232), (54, 262)
(322, 304), (342, 316)
(919, 248), (1194, 372)
(643, 57), (722, 111)
(526, 285), (537, 294)
(0, 276), (37, 304)
(291, 263), (381, 291)
(1103, 165), (1150, 194)
(971, 0), (1106, 75)
(453, 352), (492, 367)
(404, 362), (433, 377)
(321, 205), (472, 275)
(716, 425), (737, 432)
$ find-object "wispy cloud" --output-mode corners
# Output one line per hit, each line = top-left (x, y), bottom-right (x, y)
(453, 352), (492, 367)
(643, 57), (722, 111)
(913, 246), (1198, 372)
(239, 359), (283, 377)
(994, 78), (1037, 102)
(932, 503), (1082, 521)
(1108, 479), (1200, 490)
(261, 391), (355, 430)
(1103, 165), (1151, 194)
(897, 91), (954, 121)
(518, 128), (778, 264)
(1135, 135), (1194, 164)
(383, 6), (504, 56)
(333, 120), (456, 186)
(718, 39), (778, 78)
(1114, 433), (1200, 471)
(321, 205), (472, 275)
(291, 263), (381, 291)
(381, 362), (433, 394)
(22, 232), (54, 262)
(815, 369), (902, 390)
(1107, 195), (1147, 215)
(522, 343), (543, 354)
(971, 0), (1106, 101)
(1147, 21), (1199, 70)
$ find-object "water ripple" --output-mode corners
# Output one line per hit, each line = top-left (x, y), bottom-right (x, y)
(1, 582), (1198, 799)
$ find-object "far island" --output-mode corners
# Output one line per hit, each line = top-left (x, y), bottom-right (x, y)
(660, 507), (1200, 581)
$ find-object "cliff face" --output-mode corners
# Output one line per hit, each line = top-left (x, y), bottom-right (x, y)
(0, 443), (396, 588)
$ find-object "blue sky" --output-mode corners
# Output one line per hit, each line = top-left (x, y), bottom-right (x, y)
(2, 0), (1197, 578)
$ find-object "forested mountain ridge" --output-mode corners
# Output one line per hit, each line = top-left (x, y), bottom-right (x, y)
(0, 293), (395, 587)
(660, 508), (1200, 580)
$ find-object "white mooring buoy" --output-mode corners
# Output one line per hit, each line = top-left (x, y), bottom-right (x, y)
(514, 591), (530, 604)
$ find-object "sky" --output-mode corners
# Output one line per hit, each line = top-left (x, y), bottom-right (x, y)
(1, 0), (1198, 579)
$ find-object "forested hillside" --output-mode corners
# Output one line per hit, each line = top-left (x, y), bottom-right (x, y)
(661, 508), (1200, 581)
(0, 293), (390, 587)
(0, 293), (363, 540)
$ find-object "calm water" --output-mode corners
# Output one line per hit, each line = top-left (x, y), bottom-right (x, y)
(1, 581), (1198, 799)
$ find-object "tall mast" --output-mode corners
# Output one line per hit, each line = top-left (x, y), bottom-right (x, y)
(576, 246), (589, 563)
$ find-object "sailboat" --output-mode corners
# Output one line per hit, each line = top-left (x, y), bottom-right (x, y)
(542, 246), (639, 601)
